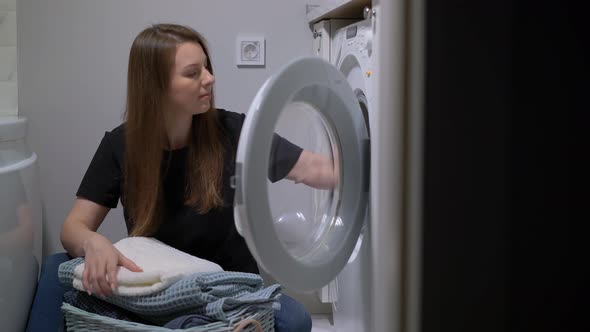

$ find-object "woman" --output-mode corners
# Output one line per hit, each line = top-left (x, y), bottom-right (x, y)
(27, 24), (336, 331)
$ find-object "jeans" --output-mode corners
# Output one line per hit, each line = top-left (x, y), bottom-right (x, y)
(26, 253), (312, 332)
(274, 292), (312, 332)
(26, 253), (71, 332)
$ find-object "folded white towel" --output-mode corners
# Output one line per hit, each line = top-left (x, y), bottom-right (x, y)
(73, 237), (223, 296)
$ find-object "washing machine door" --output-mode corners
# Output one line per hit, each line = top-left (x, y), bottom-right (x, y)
(234, 57), (369, 291)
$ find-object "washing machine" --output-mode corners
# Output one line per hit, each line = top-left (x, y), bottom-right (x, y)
(0, 117), (43, 332)
(229, 15), (377, 332)
(329, 19), (374, 332)
(311, 18), (375, 331)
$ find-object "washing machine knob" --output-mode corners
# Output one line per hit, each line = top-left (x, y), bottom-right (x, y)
(363, 6), (372, 19)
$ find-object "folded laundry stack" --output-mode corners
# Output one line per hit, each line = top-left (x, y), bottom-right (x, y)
(70, 236), (225, 296)
(58, 237), (280, 331)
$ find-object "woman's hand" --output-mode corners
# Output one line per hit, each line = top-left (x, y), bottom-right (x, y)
(81, 233), (142, 297)
(286, 150), (339, 190)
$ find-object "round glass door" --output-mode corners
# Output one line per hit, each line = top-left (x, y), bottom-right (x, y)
(268, 101), (341, 263)
(234, 57), (369, 290)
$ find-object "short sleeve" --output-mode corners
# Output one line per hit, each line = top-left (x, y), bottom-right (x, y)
(218, 109), (303, 183)
(268, 133), (303, 183)
(76, 133), (122, 208)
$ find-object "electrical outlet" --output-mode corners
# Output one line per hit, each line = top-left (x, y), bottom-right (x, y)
(236, 34), (265, 67)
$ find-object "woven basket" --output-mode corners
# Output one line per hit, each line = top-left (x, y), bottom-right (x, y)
(61, 303), (275, 332)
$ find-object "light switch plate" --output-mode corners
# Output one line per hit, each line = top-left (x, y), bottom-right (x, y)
(236, 34), (265, 67)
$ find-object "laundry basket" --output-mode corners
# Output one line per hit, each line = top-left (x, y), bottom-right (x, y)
(61, 303), (275, 332)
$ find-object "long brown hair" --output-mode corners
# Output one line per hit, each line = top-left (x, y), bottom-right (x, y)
(124, 24), (226, 237)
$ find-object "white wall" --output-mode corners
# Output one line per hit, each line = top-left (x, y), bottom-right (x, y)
(17, 0), (331, 314)
(17, 0), (311, 254)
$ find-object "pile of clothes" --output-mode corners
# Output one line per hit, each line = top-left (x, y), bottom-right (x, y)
(58, 237), (281, 329)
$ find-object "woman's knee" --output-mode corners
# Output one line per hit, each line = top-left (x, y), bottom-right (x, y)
(41, 253), (70, 271)
(275, 293), (312, 332)
(39, 253), (70, 282)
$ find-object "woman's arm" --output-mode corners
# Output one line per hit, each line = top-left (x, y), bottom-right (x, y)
(286, 150), (339, 190)
(61, 198), (110, 257)
(61, 198), (142, 296)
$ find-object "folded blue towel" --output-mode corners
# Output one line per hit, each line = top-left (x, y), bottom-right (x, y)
(63, 290), (151, 324)
(59, 257), (281, 324)
(163, 314), (215, 328)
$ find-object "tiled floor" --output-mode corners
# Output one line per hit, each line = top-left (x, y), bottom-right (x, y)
(311, 314), (334, 332)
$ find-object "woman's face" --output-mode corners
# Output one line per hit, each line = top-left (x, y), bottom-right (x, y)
(167, 42), (215, 115)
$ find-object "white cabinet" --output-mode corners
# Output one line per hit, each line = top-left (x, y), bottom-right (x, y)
(0, 5), (16, 116)
(306, 0), (371, 24)
(0, 0), (17, 11)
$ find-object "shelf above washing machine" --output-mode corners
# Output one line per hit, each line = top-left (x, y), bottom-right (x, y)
(306, 0), (371, 24)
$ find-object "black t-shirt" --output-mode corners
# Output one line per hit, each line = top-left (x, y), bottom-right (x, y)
(76, 109), (303, 274)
